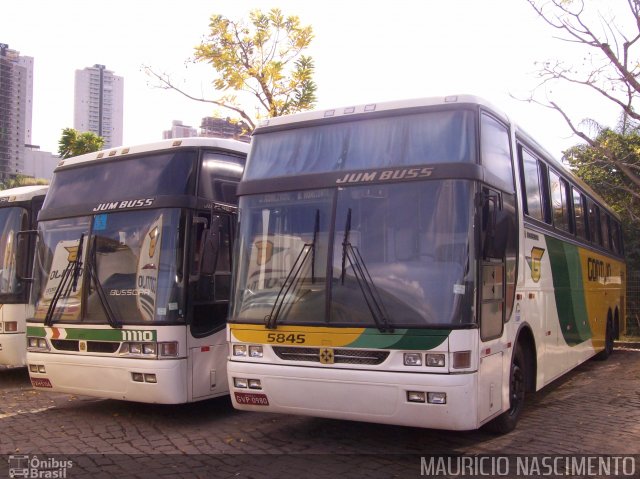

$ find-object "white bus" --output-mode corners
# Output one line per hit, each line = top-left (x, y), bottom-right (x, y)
(27, 138), (248, 403)
(227, 95), (625, 432)
(0, 185), (48, 368)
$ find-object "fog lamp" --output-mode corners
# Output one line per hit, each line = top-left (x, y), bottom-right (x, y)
(234, 377), (248, 388)
(407, 391), (426, 403)
(428, 392), (447, 404)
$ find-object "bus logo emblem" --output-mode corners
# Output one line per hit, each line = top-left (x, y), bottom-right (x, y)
(319, 348), (334, 364)
(527, 247), (545, 283)
(79, 340), (87, 351)
(255, 240), (274, 266)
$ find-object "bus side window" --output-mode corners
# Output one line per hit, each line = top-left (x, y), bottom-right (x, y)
(601, 213), (611, 251)
(549, 170), (571, 233)
(481, 113), (514, 189)
(587, 200), (602, 245)
(572, 187), (587, 239)
(518, 145), (544, 221)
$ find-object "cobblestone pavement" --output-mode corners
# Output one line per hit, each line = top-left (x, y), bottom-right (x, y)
(0, 350), (639, 478)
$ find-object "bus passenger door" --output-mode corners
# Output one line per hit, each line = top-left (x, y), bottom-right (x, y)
(188, 212), (234, 399)
(477, 187), (511, 422)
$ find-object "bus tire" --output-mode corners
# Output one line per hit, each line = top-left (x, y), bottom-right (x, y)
(596, 315), (614, 361)
(483, 346), (526, 435)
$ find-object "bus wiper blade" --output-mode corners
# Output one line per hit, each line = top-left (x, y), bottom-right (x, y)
(341, 208), (393, 333)
(265, 210), (320, 330)
(44, 233), (85, 327)
(87, 236), (122, 329)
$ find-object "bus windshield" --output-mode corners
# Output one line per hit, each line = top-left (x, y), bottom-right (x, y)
(245, 109), (476, 180)
(0, 206), (27, 296)
(232, 180), (476, 328)
(32, 208), (185, 325)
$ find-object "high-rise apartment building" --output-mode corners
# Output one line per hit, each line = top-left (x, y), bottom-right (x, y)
(74, 64), (124, 149)
(0, 43), (34, 180)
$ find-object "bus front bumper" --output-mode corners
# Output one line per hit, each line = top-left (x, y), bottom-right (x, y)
(26, 352), (189, 404)
(228, 361), (480, 431)
(0, 333), (26, 367)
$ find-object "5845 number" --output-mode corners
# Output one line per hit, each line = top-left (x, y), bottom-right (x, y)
(266, 333), (306, 344)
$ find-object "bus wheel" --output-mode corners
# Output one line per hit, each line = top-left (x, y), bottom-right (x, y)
(596, 316), (614, 361)
(483, 347), (526, 435)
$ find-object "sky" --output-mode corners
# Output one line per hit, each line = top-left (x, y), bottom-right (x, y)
(1, 0), (624, 158)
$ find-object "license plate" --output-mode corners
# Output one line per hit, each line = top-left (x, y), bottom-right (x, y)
(234, 392), (269, 406)
(31, 377), (52, 388)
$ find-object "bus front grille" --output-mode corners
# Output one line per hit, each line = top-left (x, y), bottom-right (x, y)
(272, 346), (389, 365)
(50, 339), (119, 353)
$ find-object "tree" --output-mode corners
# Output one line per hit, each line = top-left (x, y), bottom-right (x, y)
(0, 175), (48, 191)
(527, 0), (640, 271)
(58, 128), (105, 159)
(144, 8), (317, 131)
(564, 126), (640, 269)
(526, 0), (640, 191)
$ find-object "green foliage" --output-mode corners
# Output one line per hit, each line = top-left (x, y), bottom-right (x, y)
(194, 8), (317, 125)
(0, 175), (49, 191)
(58, 128), (105, 159)
(564, 128), (640, 269)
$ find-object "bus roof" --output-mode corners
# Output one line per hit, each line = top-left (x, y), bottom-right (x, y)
(253, 94), (511, 131)
(0, 184), (49, 202)
(56, 137), (250, 170)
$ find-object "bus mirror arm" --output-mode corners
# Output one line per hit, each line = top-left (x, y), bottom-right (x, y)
(16, 230), (38, 281)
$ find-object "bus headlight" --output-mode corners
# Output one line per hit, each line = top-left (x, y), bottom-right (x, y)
(248, 345), (263, 358)
(143, 343), (157, 355)
(27, 337), (49, 351)
(403, 353), (422, 366)
(233, 344), (248, 357)
(425, 353), (446, 367)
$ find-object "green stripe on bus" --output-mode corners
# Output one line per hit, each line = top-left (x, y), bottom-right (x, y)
(27, 326), (46, 337)
(546, 236), (591, 346)
(347, 328), (450, 350)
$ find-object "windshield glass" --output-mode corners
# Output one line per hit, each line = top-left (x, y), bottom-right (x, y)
(245, 109), (476, 180)
(231, 190), (332, 324)
(32, 209), (185, 325)
(231, 180), (476, 328)
(0, 207), (27, 295)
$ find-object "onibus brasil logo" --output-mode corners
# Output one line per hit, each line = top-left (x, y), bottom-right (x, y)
(8, 455), (73, 478)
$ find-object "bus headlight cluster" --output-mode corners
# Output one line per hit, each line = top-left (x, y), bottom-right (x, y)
(233, 377), (262, 390)
(233, 344), (263, 358)
(27, 337), (49, 352)
(119, 341), (178, 359)
(407, 391), (447, 404)
(131, 372), (157, 383)
(29, 364), (46, 374)
(403, 352), (445, 367)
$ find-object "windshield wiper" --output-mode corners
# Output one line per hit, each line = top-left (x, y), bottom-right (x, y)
(44, 233), (85, 327)
(341, 208), (393, 333)
(86, 236), (122, 329)
(265, 209), (320, 330)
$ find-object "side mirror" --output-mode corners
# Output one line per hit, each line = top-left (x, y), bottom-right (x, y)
(16, 230), (38, 281)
